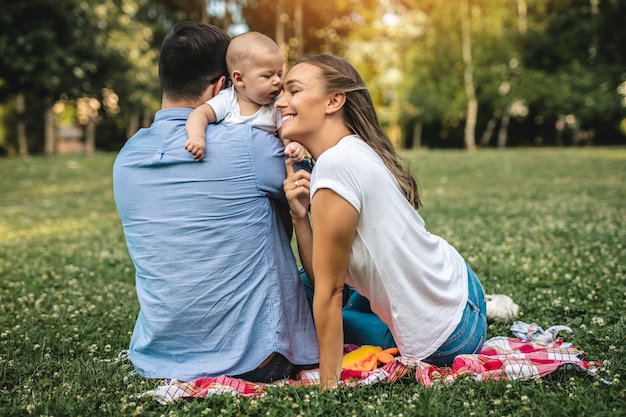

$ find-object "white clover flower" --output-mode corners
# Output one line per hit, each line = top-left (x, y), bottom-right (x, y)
(591, 317), (605, 326)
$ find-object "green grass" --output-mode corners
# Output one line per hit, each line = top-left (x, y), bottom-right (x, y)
(1, 148), (625, 416)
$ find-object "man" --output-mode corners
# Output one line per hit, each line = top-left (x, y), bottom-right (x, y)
(113, 21), (318, 382)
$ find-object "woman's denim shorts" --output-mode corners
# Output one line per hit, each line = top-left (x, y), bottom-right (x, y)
(423, 264), (487, 367)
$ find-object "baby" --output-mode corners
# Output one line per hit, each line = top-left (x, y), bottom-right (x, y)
(185, 31), (306, 162)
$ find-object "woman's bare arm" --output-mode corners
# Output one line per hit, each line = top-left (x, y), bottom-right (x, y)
(310, 188), (358, 388)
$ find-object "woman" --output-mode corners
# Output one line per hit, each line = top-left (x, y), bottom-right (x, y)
(276, 54), (487, 388)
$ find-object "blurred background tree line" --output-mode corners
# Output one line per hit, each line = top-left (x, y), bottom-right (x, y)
(0, 0), (624, 156)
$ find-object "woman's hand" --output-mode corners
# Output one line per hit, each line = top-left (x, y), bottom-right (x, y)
(283, 158), (311, 219)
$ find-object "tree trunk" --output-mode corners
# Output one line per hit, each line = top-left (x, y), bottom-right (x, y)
(275, 0), (286, 59)
(589, 0), (599, 63)
(571, 116), (581, 146)
(16, 94), (28, 156)
(142, 107), (152, 128)
(516, 0), (527, 34)
(412, 117), (423, 149)
(44, 107), (55, 155)
(200, 0), (209, 24)
(460, 0), (477, 151)
(480, 109), (502, 147)
(126, 108), (151, 140)
(294, 0), (303, 58)
(85, 117), (96, 153)
(497, 114), (510, 148)
(126, 111), (139, 139)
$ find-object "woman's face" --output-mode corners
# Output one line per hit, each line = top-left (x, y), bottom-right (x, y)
(275, 63), (331, 147)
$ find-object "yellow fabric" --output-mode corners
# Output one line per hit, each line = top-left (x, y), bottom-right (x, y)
(341, 345), (399, 372)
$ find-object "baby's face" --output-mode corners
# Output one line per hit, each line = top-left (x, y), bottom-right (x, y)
(241, 50), (284, 106)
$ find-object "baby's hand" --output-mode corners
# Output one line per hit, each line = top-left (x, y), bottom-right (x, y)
(284, 141), (306, 163)
(185, 137), (206, 161)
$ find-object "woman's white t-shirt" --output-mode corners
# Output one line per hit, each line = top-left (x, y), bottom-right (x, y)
(310, 135), (468, 360)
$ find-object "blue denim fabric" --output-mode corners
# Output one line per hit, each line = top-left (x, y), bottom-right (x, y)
(423, 264), (487, 367)
(230, 353), (299, 383)
(299, 265), (487, 366)
(299, 268), (395, 347)
(342, 290), (397, 349)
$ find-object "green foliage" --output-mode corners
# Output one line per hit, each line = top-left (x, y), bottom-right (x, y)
(240, 0), (379, 60)
(521, 0), (592, 72)
(396, 0), (626, 146)
(0, 0), (95, 100)
(1, 149), (625, 415)
(516, 0), (624, 122)
(3, 0), (626, 151)
(0, 0), (178, 152)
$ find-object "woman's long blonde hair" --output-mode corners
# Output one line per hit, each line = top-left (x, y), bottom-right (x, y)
(297, 54), (421, 209)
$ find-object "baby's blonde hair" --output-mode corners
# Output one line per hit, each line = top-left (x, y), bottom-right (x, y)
(226, 32), (282, 74)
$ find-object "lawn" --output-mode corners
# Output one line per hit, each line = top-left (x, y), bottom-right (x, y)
(0, 147), (624, 416)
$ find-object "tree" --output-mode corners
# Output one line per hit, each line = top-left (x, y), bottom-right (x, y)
(460, 0), (477, 150)
(343, 3), (427, 148)
(398, 0), (527, 149)
(514, 0), (626, 145)
(0, 0), (195, 155)
(0, 0), (130, 155)
(399, 0), (468, 148)
(240, 0), (379, 64)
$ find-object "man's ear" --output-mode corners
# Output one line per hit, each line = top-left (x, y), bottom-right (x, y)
(326, 92), (346, 115)
(201, 75), (227, 101)
(231, 70), (245, 87)
(215, 75), (226, 95)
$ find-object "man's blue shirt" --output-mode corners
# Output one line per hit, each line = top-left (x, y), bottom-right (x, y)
(113, 108), (318, 380)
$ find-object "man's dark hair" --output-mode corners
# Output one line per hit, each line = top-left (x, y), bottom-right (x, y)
(158, 21), (230, 102)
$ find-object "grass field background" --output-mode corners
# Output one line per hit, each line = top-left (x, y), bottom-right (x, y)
(0, 147), (624, 416)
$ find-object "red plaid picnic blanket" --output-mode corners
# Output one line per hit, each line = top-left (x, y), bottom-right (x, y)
(140, 336), (602, 404)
